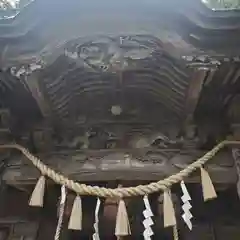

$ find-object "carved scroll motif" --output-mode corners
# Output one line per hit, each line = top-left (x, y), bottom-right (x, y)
(2, 149), (237, 184)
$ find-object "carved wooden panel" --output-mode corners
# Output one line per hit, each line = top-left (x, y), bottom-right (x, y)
(232, 148), (240, 198)
(2, 149), (237, 184)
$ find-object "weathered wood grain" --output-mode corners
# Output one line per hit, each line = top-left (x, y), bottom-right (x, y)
(2, 148), (237, 185)
(232, 148), (240, 198)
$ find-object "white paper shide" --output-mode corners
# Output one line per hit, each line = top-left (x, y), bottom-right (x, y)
(143, 195), (154, 240)
(180, 181), (193, 230)
(93, 198), (101, 240)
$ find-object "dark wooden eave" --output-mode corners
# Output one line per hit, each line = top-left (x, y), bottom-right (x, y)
(0, 0), (240, 188)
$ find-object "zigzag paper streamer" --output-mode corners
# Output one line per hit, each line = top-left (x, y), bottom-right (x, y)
(143, 195), (154, 240)
(180, 181), (193, 230)
(93, 198), (101, 240)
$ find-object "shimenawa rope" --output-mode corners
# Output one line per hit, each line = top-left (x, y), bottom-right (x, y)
(0, 140), (238, 198)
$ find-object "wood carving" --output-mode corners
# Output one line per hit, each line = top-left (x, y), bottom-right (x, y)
(2, 148), (237, 185)
(0, 109), (11, 144)
(232, 148), (240, 198)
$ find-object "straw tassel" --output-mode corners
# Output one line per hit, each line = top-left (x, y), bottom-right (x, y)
(29, 176), (46, 207)
(200, 167), (217, 201)
(115, 199), (131, 237)
(68, 195), (82, 230)
(163, 189), (176, 228)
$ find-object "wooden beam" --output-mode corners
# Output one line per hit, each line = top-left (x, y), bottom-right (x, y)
(184, 69), (208, 123)
(24, 73), (51, 118)
(2, 148), (237, 185)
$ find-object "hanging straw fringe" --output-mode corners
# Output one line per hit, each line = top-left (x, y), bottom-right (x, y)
(68, 195), (82, 230)
(29, 176), (46, 207)
(200, 167), (217, 201)
(143, 195), (154, 240)
(115, 199), (131, 237)
(163, 189), (176, 228)
(54, 185), (67, 240)
(1, 140), (235, 239)
(93, 198), (101, 240)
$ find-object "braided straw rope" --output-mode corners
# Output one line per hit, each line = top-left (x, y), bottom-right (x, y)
(0, 140), (238, 198)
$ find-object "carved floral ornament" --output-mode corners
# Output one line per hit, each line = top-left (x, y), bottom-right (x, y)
(0, 140), (239, 239)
